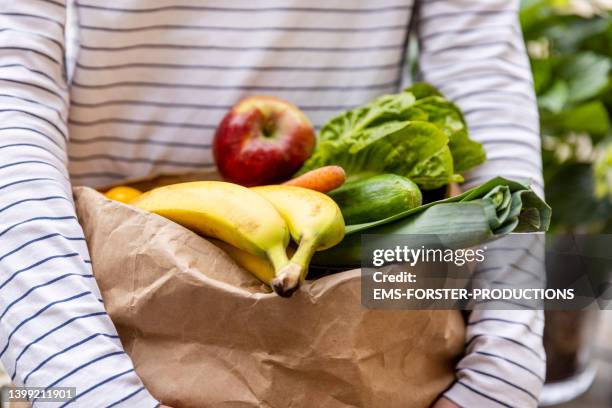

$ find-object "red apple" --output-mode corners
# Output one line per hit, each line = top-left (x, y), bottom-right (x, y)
(213, 96), (316, 186)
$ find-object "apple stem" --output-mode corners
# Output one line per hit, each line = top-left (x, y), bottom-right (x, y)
(262, 119), (276, 138)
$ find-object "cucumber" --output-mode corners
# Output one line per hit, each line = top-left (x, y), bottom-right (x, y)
(328, 174), (422, 225)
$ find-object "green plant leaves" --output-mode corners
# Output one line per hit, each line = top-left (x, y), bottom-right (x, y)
(545, 163), (610, 232)
(562, 52), (611, 103)
(531, 58), (554, 94)
(561, 101), (610, 135)
(537, 53), (611, 114)
(594, 143), (612, 201)
(521, 2), (611, 232)
(542, 100), (611, 135)
(538, 80), (569, 113)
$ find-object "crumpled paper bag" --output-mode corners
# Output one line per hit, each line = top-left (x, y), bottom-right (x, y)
(73, 186), (465, 408)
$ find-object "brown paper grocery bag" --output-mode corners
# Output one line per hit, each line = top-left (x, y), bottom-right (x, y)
(74, 187), (465, 408)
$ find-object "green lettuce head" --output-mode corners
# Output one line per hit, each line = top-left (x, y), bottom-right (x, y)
(299, 83), (486, 190)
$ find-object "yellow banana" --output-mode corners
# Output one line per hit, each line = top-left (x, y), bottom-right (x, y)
(131, 181), (291, 274)
(211, 239), (295, 287)
(251, 185), (345, 296)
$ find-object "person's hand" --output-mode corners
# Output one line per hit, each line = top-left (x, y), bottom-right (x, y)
(431, 397), (460, 408)
(159, 405), (174, 408)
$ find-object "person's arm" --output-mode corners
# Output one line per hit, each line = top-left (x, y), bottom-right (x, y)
(435, 235), (547, 408)
(415, 1), (546, 407)
(0, 2), (158, 406)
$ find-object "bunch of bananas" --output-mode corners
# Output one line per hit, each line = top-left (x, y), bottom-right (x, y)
(107, 181), (345, 297)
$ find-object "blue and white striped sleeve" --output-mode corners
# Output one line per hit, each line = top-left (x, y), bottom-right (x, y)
(0, 1), (158, 406)
(416, 1), (545, 407)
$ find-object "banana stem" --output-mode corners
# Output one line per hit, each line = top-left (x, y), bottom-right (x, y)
(271, 236), (318, 297)
(272, 263), (302, 297)
(289, 237), (317, 274)
(266, 244), (290, 272)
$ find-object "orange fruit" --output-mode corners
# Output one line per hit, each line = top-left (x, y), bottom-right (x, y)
(104, 186), (142, 203)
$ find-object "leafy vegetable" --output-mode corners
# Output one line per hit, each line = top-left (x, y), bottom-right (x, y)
(299, 84), (486, 190)
(409, 95), (486, 174)
(313, 177), (551, 266)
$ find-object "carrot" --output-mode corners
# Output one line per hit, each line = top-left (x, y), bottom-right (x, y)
(283, 165), (346, 193)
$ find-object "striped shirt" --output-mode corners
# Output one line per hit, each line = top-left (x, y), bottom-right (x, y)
(0, 0), (545, 407)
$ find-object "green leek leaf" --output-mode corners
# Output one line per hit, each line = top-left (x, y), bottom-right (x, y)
(313, 177), (551, 266)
